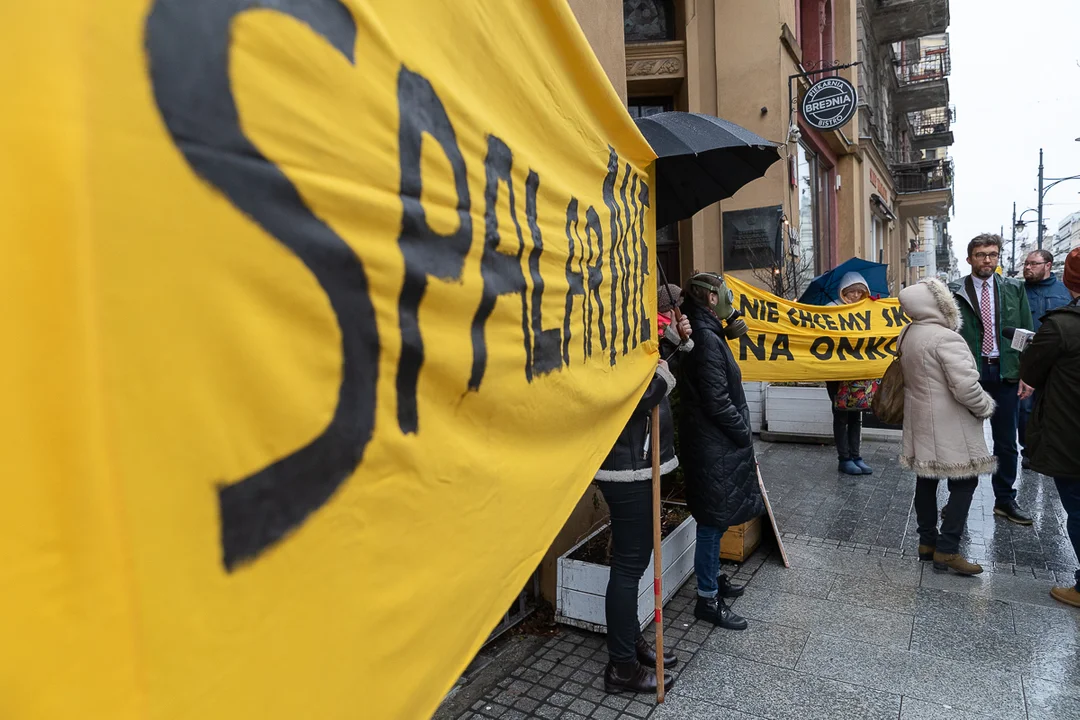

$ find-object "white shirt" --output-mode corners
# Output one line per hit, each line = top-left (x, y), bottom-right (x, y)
(971, 274), (999, 357)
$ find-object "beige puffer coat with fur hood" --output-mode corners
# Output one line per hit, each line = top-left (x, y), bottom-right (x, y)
(898, 278), (997, 479)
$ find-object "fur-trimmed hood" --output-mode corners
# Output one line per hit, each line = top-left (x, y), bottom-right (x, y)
(899, 277), (962, 332)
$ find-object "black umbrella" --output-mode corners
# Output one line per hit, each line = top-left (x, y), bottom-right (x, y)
(634, 112), (781, 228)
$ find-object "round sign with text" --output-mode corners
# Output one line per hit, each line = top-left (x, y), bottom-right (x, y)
(800, 76), (858, 131)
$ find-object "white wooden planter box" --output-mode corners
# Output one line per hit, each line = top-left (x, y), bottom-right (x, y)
(765, 384), (901, 441)
(765, 384), (832, 437)
(555, 512), (697, 633)
(743, 381), (766, 434)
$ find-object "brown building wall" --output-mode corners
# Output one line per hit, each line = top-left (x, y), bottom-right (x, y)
(683, 0), (723, 276)
(567, 0), (628, 105)
(713, 0), (799, 288)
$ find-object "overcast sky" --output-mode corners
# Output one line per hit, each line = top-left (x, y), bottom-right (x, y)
(949, 0), (1080, 264)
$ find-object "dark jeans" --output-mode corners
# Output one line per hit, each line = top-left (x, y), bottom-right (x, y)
(1018, 392), (1035, 452)
(914, 476), (978, 554)
(826, 381), (863, 460)
(694, 524), (728, 598)
(1054, 477), (1080, 590)
(596, 481), (652, 664)
(979, 362), (1019, 503)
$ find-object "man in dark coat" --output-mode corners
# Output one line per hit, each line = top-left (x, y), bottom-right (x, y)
(949, 233), (1034, 524)
(1020, 247), (1080, 608)
(678, 272), (763, 630)
(1019, 249), (1074, 465)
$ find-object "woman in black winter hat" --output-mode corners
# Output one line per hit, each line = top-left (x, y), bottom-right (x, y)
(593, 285), (692, 694)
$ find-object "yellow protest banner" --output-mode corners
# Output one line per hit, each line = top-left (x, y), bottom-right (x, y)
(0, 2), (657, 718)
(727, 276), (910, 382)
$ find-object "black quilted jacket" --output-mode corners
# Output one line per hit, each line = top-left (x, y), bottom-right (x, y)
(678, 301), (764, 529)
(1020, 299), (1080, 478)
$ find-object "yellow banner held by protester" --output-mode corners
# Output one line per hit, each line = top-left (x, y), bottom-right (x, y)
(726, 276), (910, 382)
(0, 2), (658, 719)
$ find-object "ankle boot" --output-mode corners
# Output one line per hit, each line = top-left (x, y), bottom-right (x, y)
(635, 636), (678, 668)
(694, 595), (748, 630)
(838, 459), (862, 475)
(932, 552), (983, 576)
(918, 544), (935, 561)
(852, 457), (874, 475)
(717, 573), (745, 599)
(603, 659), (674, 694)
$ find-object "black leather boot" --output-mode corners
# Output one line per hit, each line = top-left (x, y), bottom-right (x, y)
(635, 635), (678, 668)
(603, 659), (675, 694)
(695, 595), (748, 630)
(717, 573), (745, 599)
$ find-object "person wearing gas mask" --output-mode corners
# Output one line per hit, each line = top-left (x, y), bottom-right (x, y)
(678, 272), (764, 630)
(591, 284), (692, 694)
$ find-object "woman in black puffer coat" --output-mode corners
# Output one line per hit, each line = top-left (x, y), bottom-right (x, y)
(679, 272), (764, 631)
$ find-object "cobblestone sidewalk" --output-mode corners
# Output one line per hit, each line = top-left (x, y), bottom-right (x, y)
(439, 438), (1080, 720)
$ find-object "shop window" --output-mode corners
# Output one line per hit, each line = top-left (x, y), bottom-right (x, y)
(627, 98), (672, 119)
(871, 216), (886, 264)
(796, 143), (818, 296)
(795, 142), (834, 296)
(624, 0), (676, 43)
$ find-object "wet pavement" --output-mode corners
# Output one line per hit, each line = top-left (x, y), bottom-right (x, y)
(440, 433), (1080, 720)
(763, 433), (1080, 582)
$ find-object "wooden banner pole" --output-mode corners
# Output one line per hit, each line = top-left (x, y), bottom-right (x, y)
(650, 405), (665, 703)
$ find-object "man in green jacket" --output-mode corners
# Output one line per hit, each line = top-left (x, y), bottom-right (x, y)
(949, 233), (1034, 524)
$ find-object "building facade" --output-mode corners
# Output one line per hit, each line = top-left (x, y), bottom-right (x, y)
(617, 0), (867, 298)
(580, 1), (956, 298)
(537, 0), (955, 605)
(1054, 211), (1080, 275)
(856, 3), (954, 291)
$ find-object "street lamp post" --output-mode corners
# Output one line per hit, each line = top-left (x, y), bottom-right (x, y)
(1037, 149), (1044, 249)
(1012, 206), (1039, 276)
(1011, 202), (1017, 276)
(1034, 145), (1080, 249)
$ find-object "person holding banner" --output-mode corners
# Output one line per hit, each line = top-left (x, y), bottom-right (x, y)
(679, 272), (763, 630)
(592, 287), (692, 694)
(825, 272), (876, 476)
(898, 278), (996, 575)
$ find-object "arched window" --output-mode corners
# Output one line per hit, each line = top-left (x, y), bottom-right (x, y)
(624, 0), (676, 43)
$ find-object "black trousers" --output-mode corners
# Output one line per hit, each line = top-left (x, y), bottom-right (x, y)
(826, 381), (863, 460)
(914, 476), (978, 554)
(596, 480), (652, 664)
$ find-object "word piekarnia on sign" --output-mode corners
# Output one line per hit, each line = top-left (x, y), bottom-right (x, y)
(800, 76), (858, 131)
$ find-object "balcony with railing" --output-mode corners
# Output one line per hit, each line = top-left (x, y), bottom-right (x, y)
(891, 156), (953, 218)
(896, 46), (951, 85)
(911, 106), (955, 149)
(894, 157), (952, 193)
(894, 45), (950, 113)
(872, 0), (950, 44)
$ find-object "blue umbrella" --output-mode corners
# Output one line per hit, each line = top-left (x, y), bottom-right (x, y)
(798, 258), (890, 306)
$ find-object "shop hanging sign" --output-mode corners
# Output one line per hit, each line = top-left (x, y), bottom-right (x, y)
(0, 2), (659, 719)
(726, 276), (909, 382)
(801, 76), (858, 131)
